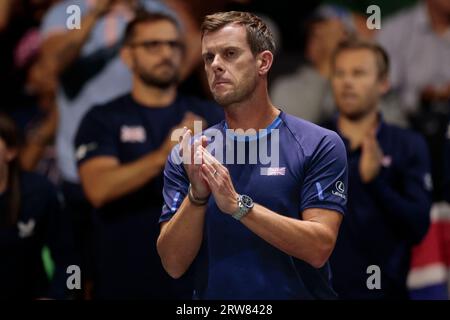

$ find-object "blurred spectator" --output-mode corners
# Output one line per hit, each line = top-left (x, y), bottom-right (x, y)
(14, 30), (60, 183)
(271, 5), (408, 126)
(321, 3), (411, 127)
(74, 11), (223, 299)
(324, 39), (432, 299)
(377, 0), (450, 200)
(0, 113), (75, 299)
(324, 0), (420, 38)
(0, 0), (61, 203)
(0, 0), (59, 115)
(271, 13), (346, 123)
(377, 0), (450, 115)
(39, 0), (176, 298)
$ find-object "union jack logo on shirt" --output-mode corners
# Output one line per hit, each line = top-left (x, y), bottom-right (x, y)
(260, 167), (286, 176)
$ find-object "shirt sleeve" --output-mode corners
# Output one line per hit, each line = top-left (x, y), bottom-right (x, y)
(159, 145), (190, 223)
(74, 107), (119, 166)
(300, 131), (348, 215)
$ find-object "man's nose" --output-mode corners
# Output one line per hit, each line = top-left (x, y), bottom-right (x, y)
(341, 74), (355, 87)
(160, 43), (175, 58)
(211, 55), (224, 73)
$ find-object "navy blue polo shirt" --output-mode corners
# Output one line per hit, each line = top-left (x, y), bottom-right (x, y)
(323, 115), (432, 299)
(0, 172), (74, 299)
(74, 93), (223, 299)
(160, 111), (348, 300)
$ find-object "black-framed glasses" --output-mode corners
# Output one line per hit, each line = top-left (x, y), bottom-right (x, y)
(129, 40), (185, 53)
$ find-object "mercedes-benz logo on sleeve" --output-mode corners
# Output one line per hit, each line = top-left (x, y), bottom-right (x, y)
(335, 181), (345, 193)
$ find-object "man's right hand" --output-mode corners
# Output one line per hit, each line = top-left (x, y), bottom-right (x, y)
(359, 129), (383, 183)
(180, 130), (211, 200)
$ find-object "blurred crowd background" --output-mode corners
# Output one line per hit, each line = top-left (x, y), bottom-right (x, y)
(0, 0), (449, 300)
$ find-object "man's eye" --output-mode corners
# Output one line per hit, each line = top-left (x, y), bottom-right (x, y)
(142, 41), (158, 49)
(226, 50), (235, 57)
(204, 54), (214, 63)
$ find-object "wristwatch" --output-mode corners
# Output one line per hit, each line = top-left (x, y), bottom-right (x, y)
(232, 194), (254, 221)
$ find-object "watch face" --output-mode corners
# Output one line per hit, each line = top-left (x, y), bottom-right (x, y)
(241, 195), (253, 208)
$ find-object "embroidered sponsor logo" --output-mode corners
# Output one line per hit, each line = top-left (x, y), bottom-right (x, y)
(332, 181), (346, 200)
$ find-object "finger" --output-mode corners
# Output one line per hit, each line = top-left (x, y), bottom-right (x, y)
(194, 146), (203, 166)
(201, 163), (220, 190)
(203, 152), (230, 181)
(200, 147), (225, 173)
(178, 127), (187, 144)
(198, 145), (218, 163)
(179, 129), (187, 156)
(201, 135), (208, 148)
(180, 129), (192, 162)
(200, 146), (227, 171)
(193, 138), (203, 165)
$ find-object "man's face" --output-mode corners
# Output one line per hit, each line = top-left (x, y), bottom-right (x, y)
(202, 24), (259, 107)
(332, 49), (388, 120)
(125, 20), (183, 89)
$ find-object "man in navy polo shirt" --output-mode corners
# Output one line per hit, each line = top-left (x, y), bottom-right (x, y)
(324, 38), (432, 299)
(157, 11), (348, 300)
(74, 11), (223, 299)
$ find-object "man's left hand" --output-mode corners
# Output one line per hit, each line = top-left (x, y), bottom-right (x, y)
(197, 144), (239, 215)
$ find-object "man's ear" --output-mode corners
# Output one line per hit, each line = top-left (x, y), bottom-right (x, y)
(120, 46), (133, 70)
(257, 50), (273, 76)
(378, 76), (390, 96)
